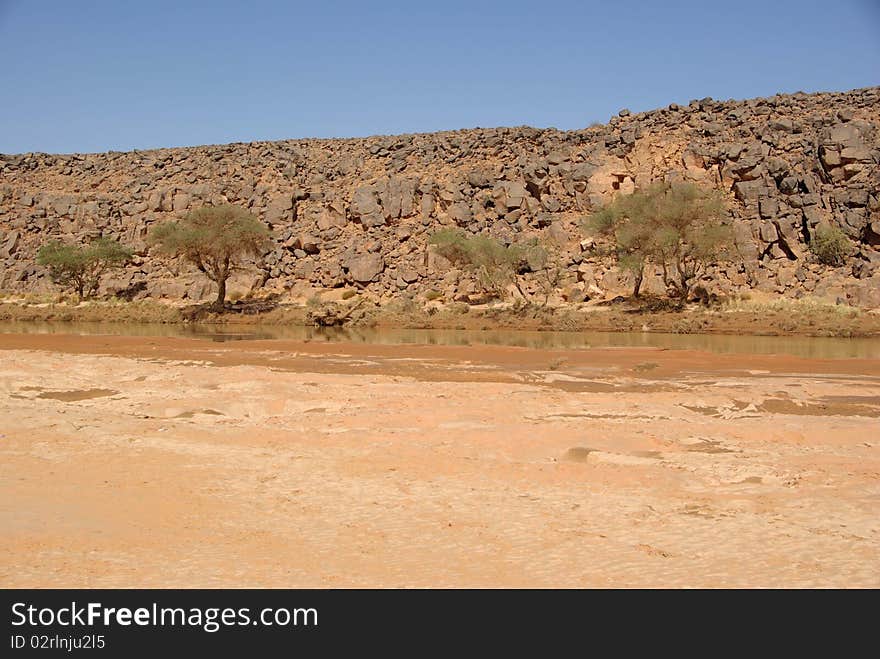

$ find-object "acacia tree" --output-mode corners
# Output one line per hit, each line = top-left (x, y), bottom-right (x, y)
(149, 204), (270, 310)
(585, 181), (732, 299)
(37, 237), (133, 302)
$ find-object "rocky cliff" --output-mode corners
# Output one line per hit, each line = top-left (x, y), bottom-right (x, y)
(1, 86), (878, 307)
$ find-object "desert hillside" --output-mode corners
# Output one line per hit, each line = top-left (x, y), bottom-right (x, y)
(1, 86), (878, 307)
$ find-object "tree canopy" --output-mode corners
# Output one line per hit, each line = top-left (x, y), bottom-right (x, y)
(586, 181), (733, 298)
(149, 204), (270, 309)
(36, 237), (133, 301)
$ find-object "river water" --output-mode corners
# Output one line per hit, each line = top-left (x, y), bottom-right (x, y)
(1, 321), (878, 359)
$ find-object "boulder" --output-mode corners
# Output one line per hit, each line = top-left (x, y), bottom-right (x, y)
(265, 194), (295, 224)
(733, 179), (771, 202)
(569, 163), (597, 182)
(378, 177), (417, 219)
(172, 191), (191, 212)
(0, 230), (20, 258)
(492, 181), (529, 211)
(316, 204), (347, 230)
(466, 170), (493, 188)
(447, 202), (472, 225)
(847, 277), (880, 308)
(349, 186), (384, 227)
(292, 234), (320, 254)
(346, 253), (385, 283)
(399, 265), (420, 283)
(541, 195), (561, 212)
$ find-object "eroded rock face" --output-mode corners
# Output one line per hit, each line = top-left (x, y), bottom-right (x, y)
(1, 87), (878, 306)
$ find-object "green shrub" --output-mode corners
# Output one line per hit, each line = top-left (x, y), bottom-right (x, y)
(429, 228), (550, 301)
(809, 223), (850, 266)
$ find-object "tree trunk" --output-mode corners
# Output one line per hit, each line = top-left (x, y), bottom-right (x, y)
(632, 267), (644, 298)
(512, 276), (529, 302)
(213, 278), (227, 310)
(677, 260), (694, 299)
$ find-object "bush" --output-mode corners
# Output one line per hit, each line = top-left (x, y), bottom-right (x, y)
(429, 229), (551, 301)
(809, 223), (850, 266)
(36, 237), (133, 302)
(429, 229), (518, 297)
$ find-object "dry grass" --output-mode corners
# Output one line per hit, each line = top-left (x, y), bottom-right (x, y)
(0, 299), (181, 323)
(722, 295), (862, 317)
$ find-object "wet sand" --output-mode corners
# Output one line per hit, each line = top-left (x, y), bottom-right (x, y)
(1, 333), (878, 587)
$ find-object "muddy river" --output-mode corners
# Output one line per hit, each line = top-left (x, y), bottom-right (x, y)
(1, 321), (878, 359)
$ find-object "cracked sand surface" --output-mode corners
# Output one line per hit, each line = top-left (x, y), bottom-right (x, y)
(1, 334), (878, 587)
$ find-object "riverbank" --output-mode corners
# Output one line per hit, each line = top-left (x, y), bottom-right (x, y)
(2, 293), (879, 338)
(1, 333), (878, 587)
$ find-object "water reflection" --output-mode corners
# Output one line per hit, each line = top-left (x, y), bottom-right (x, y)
(0, 321), (878, 359)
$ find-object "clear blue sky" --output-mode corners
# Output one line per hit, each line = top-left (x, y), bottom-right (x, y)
(1, 0), (878, 154)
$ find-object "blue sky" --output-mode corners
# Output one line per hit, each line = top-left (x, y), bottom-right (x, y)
(1, 0), (878, 154)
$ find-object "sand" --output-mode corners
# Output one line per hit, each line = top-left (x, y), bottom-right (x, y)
(1, 333), (878, 587)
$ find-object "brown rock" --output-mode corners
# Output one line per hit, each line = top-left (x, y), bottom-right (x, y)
(346, 253), (384, 283)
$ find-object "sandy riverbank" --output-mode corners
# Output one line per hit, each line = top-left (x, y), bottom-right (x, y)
(1, 334), (878, 587)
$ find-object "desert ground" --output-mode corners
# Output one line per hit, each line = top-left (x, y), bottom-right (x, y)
(1, 332), (878, 588)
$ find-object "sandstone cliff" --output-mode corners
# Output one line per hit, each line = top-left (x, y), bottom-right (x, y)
(1, 86), (878, 307)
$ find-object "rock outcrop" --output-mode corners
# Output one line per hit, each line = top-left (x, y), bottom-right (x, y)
(1, 86), (878, 306)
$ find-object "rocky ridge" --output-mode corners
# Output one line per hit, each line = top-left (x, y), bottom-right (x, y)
(1, 86), (878, 307)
